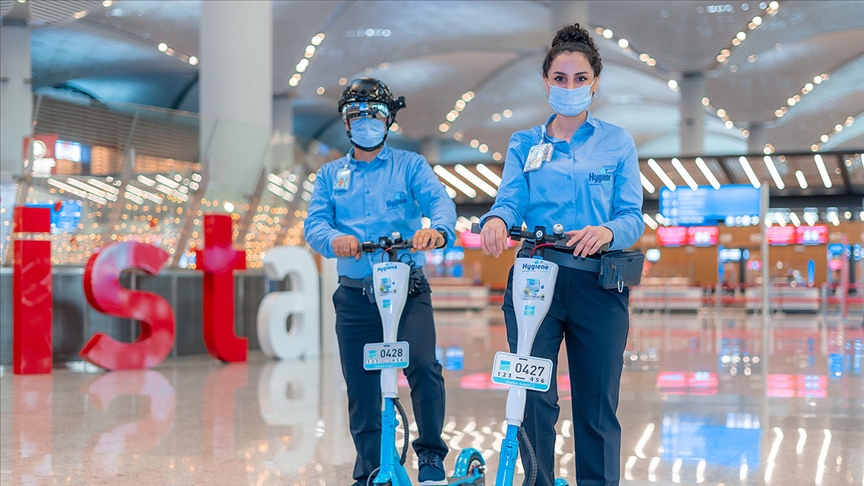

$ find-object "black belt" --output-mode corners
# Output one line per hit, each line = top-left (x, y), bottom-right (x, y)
(520, 243), (601, 273)
(339, 268), (425, 288)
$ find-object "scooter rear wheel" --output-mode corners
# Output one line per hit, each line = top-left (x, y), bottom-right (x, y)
(466, 452), (485, 486)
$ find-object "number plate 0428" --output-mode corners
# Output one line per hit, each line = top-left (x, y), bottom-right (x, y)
(364, 342), (410, 370)
(491, 352), (553, 392)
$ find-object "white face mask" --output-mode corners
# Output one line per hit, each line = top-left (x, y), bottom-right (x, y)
(547, 79), (596, 117)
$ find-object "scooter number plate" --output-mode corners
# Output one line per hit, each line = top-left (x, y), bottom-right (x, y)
(364, 342), (410, 370)
(491, 352), (553, 392)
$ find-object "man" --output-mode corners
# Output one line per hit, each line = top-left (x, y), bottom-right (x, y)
(304, 78), (456, 486)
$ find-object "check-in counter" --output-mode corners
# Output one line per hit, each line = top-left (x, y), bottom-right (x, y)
(630, 286), (704, 312)
(428, 278), (489, 310)
(744, 286), (820, 313)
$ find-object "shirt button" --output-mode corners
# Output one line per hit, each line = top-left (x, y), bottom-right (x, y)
(567, 176), (572, 180)
(367, 212), (371, 216)
(366, 190), (370, 194)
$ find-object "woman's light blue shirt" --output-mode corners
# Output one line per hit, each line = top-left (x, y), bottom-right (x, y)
(304, 145), (457, 279)
(482, 113), (644, 251)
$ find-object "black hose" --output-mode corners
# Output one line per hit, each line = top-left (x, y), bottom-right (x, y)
(393, 398), (410, 465)
(518, 426), (537, 486)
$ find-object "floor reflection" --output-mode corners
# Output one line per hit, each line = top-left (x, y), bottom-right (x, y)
(0, 310), (861, 485)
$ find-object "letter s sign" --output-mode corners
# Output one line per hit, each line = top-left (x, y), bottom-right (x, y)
(81, 241), (176, 370)
(257, 246), (320, 360)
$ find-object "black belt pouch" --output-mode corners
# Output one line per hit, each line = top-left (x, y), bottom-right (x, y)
(598, 251), (645, 291)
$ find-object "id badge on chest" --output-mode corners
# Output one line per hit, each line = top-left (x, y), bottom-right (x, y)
(524, 143), (553, 173)
(334, 166), (352, 191)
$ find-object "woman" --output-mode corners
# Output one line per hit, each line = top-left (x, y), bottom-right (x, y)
(479, 23), (644, 486)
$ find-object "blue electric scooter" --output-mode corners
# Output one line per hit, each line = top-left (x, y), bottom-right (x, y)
(360, 232), (486, 486)
(474, 223), (606, 486)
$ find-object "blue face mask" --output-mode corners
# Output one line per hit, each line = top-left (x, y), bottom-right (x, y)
(548, 80), (596, 117)
(349, 117), (388, 150)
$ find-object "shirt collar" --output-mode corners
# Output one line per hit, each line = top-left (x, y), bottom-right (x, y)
(541, 112), (599, 141)
(348, 144), (391, 167)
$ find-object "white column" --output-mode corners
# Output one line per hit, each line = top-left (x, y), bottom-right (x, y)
(680, 72), (705, 156)
(747, 122), (766, 155)
(421, 138), (441, 165)
(0, 22), (32, 177)
(548, 2), (589, 31)
(199, 0), (273, 203)
(272, 96), (295, 173)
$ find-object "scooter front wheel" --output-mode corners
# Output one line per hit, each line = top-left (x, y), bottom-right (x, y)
(453, 449), (485, 486)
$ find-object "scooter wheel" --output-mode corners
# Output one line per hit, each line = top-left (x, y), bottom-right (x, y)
(466, 452), (485, 486)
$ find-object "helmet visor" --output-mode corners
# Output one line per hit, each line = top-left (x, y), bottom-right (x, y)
(341, 101), (391, 121)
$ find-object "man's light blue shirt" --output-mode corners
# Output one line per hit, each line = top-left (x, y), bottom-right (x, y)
(482, 113), (644, 250)
(304, 145), (457, 279)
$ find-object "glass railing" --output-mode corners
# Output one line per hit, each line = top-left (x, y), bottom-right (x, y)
(0, 92), (343, 268)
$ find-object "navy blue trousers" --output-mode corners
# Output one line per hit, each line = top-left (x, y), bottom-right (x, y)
(334, 284), (448, 482)
(503, 265), (630, 486)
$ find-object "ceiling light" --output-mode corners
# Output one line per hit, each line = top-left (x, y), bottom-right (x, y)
(455, 100), (466, 111)
(158, 43), (168, 52)
(311, 33), (325, 46)
(618, 39), (629, 49)
(642, 213), (658, 230)
(639, 53), (650, 62)
(752, 16), (762, 25)
(433, 165), (476, 198)
(476, 163), (502, 186)
(305, 45), (316, 58)
(188, 56), (198, 65)
(702, 97), (710, 106)
(296, 59), (309, 72)
(738, 156), (761, 189)
(469, 139), (479, 149)
(725, 121), (734, 129)
(763, 156), (785, 190)
(462, 91), (475, 102)
(639, 171), (656, 194)
(103, 0), (113, 6)
(646, 59), (656, 67)
(789, 212), (800, 227)
(502, 109), (513, 118)
(602, 29), (613, 39)
(647, 159), (676, 191)
(453, 132), (463, 141)
(491, 152), (502, 162)
(671, 158), (698, 190)
(795, 170), (808, 189)
(455, 164), (497, 197)
(813, 76), (822, 85)
(844, 211), (852, 220)
(732, 38), (741, 46)
(338, 78), (347, 86)
(667, 80), (678, 91)
(316, 87), (325, 95)
(438, 123), (450, 133)
(491, 113), (502, 122)
(478, 144), (488, 153)
(763, 143), (774, 154)
(694, 157), (721, 190)
(811, 144), (820, 152)
(814, 154), (832, 189)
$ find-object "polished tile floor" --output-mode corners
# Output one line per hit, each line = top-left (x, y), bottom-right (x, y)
(2, 310), (862, 486)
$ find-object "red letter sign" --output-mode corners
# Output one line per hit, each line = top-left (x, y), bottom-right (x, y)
(196, 214), (247, 362)
(13, 206), (53, 375)
(80, 242), (176, 370)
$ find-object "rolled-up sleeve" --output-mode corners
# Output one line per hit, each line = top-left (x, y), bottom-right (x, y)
(602, 139), (644, 250)
(482, 133), (529, 229)
(411, 156), (457, 245)
(303, 168), (347, 259)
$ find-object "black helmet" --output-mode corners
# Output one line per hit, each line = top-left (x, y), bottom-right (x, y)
(338, 77), (405, 126)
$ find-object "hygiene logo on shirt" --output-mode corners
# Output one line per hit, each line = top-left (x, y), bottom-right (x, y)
(385, 191), (407, 210)
(588, 167), (613, 186)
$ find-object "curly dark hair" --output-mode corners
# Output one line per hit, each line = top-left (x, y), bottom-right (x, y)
(542, 23), (602, 79)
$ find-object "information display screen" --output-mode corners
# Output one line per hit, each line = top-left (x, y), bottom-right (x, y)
(766, 226), (796, 246)
(656, 226), (688, 247)
(796, 225), (827, 245)
(659, 185), (760, 226)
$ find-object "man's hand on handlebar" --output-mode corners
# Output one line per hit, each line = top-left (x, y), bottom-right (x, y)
(412, 228), (445, 252)
(566, 225), (613, 258)
(332, 235), (362, 260)
(480, 217), (508, 258)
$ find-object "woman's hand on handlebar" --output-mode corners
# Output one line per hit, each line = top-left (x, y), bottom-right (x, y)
(480, 217), (508, 257)
(332, 235), (362, 260)
(412, 229), (444, 252)
(565, 225), (613, 258)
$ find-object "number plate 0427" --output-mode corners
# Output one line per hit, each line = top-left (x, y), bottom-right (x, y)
(364, 342), (410, 370)
(491, 352), (553, 392)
